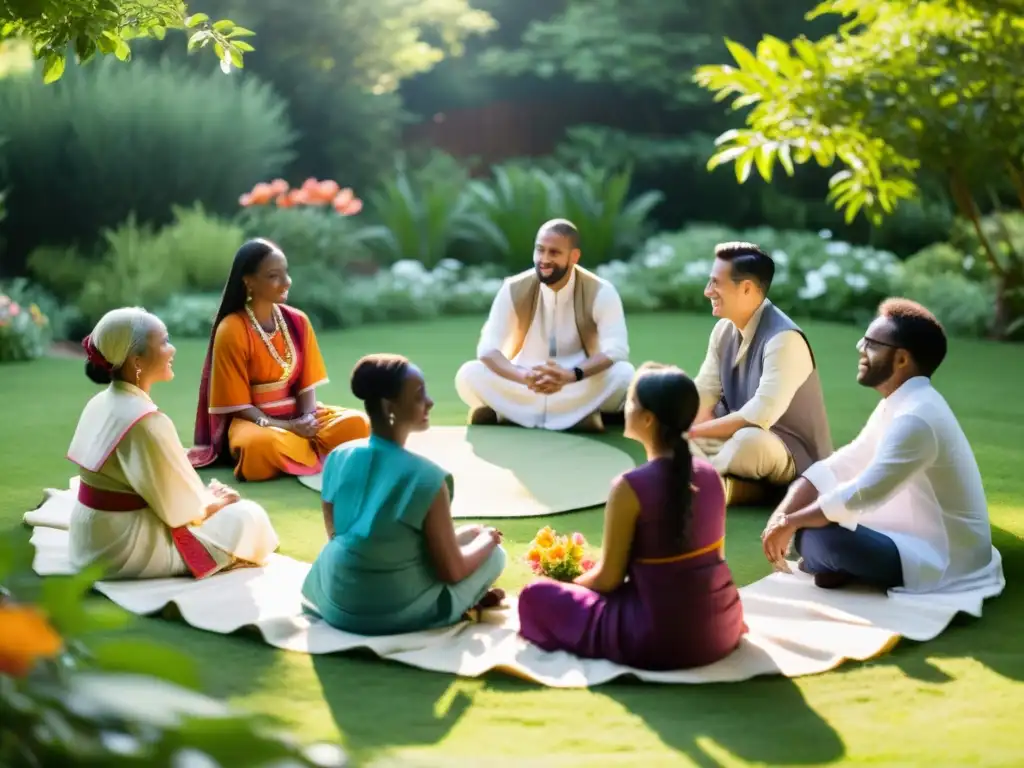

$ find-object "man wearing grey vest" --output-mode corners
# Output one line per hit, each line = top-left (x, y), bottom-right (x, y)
(689, 242), (833, 504)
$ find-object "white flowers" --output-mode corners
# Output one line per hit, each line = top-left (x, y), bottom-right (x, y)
(798, 270), (829, 299)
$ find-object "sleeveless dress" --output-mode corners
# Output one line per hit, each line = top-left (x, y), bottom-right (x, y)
(301, 435), (505, 635)
(518, 457), (746, 670)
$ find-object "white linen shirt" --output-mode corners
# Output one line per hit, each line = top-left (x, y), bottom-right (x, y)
(803, 376), (1004, 594)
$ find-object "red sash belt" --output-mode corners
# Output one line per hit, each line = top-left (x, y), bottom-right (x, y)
(76, 480), (219, 580)
(77, 482), (147, 512)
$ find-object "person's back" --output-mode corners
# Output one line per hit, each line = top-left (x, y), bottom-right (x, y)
(302, 353), (506, 636)
(615, 457), (744, 668)
(303, 436), (453, 633)
(518, 362), (745, 671)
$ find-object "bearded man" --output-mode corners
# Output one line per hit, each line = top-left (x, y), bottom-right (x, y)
(761, 299), (1004, 596)
(454, 219), (635, 432)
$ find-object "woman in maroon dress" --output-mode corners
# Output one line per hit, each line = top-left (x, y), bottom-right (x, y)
(518, 362), (746, 670)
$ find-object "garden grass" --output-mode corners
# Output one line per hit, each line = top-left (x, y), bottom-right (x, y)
(2, 312), (1022, 767)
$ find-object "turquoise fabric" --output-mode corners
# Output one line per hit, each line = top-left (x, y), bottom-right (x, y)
(301, 435), (504, 635)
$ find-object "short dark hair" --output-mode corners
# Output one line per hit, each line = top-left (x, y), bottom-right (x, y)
(714, 241), (775, 294)
(878, 298), (948, 376)
(539, 218), (580, 251)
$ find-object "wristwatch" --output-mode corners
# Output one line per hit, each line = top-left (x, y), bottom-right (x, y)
(573, 366), (584, 381)
(256, 416), (270, 428)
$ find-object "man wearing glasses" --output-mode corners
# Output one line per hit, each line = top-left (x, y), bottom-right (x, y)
(761, 298), (1005, 598)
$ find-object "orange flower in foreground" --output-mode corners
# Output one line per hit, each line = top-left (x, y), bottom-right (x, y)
(0, 604), (63, 678)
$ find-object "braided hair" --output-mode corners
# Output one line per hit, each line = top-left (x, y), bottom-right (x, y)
(631, 362), (701, 548)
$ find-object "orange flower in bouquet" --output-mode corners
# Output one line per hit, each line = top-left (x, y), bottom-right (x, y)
(526, 526), (596, 582)
(238, 177), (363, 215)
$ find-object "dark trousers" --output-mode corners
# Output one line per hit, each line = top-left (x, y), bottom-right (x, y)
(795, 524), (904, 589)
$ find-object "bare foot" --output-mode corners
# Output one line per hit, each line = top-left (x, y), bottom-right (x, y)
(474, 588), (506, 610)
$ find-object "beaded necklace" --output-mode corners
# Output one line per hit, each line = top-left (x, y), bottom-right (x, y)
(245, 303), (295, 382)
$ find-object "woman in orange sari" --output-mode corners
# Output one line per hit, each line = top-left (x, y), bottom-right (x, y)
(188, 238), (370, 481)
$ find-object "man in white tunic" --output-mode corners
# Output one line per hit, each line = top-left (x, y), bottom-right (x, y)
(455, 219), (635, 431)
(67, 307), (280, 580)
(761, 299), (1005, 595)
(689, 242), (833, 504)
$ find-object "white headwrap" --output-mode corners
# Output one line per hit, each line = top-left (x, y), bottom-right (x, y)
(85, 307), (158, 370)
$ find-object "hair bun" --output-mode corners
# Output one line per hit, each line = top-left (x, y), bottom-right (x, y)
(85, 360), (113, 385)
(349, 353), (410, 403)
(349, 360), (376, 401)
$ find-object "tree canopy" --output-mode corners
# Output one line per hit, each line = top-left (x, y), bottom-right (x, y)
(695, 0), (1024, 334)
(695, 0), (1024, 224)
(0, 0), (254, 82)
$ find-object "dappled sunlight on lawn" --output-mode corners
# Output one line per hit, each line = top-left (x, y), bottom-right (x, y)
(2, 313), (1022, 765)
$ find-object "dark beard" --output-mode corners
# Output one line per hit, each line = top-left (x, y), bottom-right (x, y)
(857, 357), (895, 388)
(535, 264), (569, 285)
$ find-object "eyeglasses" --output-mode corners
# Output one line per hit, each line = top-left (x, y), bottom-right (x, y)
(857, 336), (899, 353)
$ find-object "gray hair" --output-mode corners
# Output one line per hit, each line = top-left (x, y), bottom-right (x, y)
(89, 307), (162, 370)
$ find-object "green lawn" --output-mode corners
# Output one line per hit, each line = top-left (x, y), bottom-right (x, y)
(3, 312), (1022, 767)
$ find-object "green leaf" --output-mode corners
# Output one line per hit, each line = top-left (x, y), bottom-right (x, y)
(233, 41), (254, 52)
(185, 13), (209, 28)
(39, 564), (107, 635)
(229, 47), (244, 69)
(42, 53), (65, 84)
(87, 639), (202, 691)
(778, 143), (795, 176)
(227, 27), (256, 38)
(213, 20), (234, 33)
(735, 150), (755, 184)
(114, 39), (131, 62)
(754, 144), (776, 182)
(187, 30), (212, 51)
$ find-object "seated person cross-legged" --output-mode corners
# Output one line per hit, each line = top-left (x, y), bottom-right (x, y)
(761, 299), (1005, 594)
(455, 218), (635, 432)
(688, 242), (833, 506)
(188, 238), (370, 482)
(518, 363), (746, 671)
(301, 354), (507, 636)
(69, 308), (280, 580)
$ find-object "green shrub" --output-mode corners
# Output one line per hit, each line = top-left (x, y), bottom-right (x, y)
(465, 162), (661, 271)
(903, 242), (992, 282)
(154, 293), (223, 340)
(161, 204), (246, 292)
(237, 206), (381, 273)
(0, 57), (295, 273)
(892, 272), (996, 337)
(28, 215), (184, 327)
(364, 152), (491, 268)
(611, 225), (899, 325)
(0, 279), (54, 362)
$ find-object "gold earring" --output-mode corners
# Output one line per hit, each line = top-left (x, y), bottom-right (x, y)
(388, 412), (395, 426)
(135, 364), (141, 386)
(246, 288), (253, 303)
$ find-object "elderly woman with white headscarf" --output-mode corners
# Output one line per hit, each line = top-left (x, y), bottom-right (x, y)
(66, 307), (280, 580)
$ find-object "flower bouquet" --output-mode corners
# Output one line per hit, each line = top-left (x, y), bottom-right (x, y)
(525, 526), (596, 582)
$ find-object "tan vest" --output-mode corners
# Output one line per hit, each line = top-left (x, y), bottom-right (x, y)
(503, 265), (601, 360)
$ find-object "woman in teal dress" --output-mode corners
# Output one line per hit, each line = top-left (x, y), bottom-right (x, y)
(301, 353), (507, 635)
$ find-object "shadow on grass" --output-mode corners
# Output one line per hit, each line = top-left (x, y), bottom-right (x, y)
(599, 677), (845, 766)
(312, 655), (477, 760)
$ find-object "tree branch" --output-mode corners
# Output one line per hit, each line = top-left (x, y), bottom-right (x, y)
(949, 167), (1007, 278)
